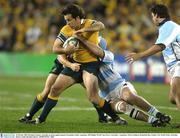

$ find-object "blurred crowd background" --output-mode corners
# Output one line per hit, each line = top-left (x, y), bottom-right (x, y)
(0, 0), (179, 55)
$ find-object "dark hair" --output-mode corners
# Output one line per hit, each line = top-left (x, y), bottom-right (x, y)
(61, 4), (85, 19)
(150, 4), (170, 19)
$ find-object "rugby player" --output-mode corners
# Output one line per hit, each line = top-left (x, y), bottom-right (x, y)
(23, 4), (126, 125)
(126, 4), (180, 110)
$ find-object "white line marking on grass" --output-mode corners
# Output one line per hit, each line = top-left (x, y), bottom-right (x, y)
(156, 106), (178, 111)
(0, 91), (33, 98)
(0, 92), (86, 102)
(1, 107), (94, 111)
(1, 106), (178, 111)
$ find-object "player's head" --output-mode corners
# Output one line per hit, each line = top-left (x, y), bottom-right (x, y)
(61, 4), (85, 30)
(150, 4), (170, 26)
(99, 37), (107, 50)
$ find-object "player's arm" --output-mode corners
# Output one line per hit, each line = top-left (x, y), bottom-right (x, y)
(76, 35), (105, 58)
(53, 38), (77, 55)
(126, 44), (165, 63)
(84, 21), (105, 32)
(58, 55), (81, 72)
(77, 36), (114, 63)
(74, 21), (105, 34)
(52, 39), (66, 54)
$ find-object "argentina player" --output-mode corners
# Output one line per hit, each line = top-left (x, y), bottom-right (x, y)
(76, 35), (171, 127)
(126, 4), (180, 110)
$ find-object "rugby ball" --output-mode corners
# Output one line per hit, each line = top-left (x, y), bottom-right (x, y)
(63, 37), (79, 48)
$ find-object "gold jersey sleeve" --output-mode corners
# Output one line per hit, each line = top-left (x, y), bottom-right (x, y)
(57, 25), (74, 43)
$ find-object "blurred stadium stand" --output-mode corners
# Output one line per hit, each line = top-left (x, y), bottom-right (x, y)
(0, 0), (178, 83)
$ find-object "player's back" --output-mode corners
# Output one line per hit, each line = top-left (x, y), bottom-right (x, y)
(98, 62), (125, 98)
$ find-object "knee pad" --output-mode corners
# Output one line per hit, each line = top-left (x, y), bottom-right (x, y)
(114, 101), (125, 113)
(114, 101), (137, 117)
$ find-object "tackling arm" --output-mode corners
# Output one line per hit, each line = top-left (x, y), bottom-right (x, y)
(74, 21), (105, 34)
(83, 21), (105, 32)
(76, 36), (105, 59)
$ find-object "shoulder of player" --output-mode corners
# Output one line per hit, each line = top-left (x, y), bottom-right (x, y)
(163, 21), (178, 28)
(159, 21), (177, 32)
(60, 25), (73, 33)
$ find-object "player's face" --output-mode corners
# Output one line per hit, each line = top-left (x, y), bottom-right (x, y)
(64, 14), (80, 30)
(151, 13), (159, 26)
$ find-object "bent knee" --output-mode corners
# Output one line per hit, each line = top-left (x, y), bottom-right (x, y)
(50, 85), (62, 97)
(121, 90), (135, 102)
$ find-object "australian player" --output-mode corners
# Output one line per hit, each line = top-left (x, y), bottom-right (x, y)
(126, 4), (180, 111)
(26, 4), (126, 125)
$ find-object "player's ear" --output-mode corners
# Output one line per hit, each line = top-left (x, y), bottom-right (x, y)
(75, 16), (80, 21)
(155, 14), (159, 18)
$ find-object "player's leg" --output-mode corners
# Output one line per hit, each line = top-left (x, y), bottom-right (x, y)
(111, 100), (165, 127)
(120, 82), (171, 123)
(120, 85), (152, 112)
(82, 70), (127, 125)
(19, 73), (58, 123)
(31, 66), (81, 124)
(33, 74), (76, 123)
(168, 90), (176, 105)
(170, 77), (180, 110)
(80, 83), (109, 123)
(19, 59), (63, 123)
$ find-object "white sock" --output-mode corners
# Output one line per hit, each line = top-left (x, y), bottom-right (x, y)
(148, 116), (158, 124)
(147, 106), (159, 117)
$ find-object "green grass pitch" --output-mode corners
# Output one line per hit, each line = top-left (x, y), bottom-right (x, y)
(0, 76), (180, 133)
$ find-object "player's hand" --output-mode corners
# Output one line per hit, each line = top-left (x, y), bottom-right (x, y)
(125, 52), (140, 64)
(73, 34), (85, 42)
(64, 44), (78, 55)
(70, 63), (81, 72)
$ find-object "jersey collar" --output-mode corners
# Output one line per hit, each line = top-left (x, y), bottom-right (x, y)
(158, 18), (170, 27)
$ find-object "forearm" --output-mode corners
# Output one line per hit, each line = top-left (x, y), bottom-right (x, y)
(53, 38), (67, 54)
(83, 21), (105, 32)
(78, 36), (104, 58)
(58, 55), (72, 68)
(139, 45), (162, 59)
(53, 47), (67, 54)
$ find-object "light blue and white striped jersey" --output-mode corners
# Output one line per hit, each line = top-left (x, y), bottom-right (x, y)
(98, 50), (126, 98)
(155, 21), (180, 70)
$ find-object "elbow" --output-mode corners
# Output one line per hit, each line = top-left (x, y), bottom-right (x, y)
(97, 21), (105, 31)
(101, 23), (105, 30)
(52, 47), (56, 54)
(52, 47), (59, 54)
(96, 50), (104, 59)
(100, 23), (105, 30)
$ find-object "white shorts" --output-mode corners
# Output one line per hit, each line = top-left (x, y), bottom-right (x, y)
(169, 62), (180, 78)
(103, 82), (136, 101)
(169, 62), (180, 85)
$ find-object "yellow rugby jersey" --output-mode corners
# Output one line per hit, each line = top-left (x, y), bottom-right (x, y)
(57, 19), (99, 63)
